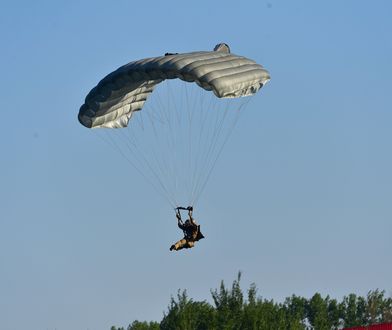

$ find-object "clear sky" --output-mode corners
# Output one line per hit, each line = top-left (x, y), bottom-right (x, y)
(1, 1), (391, 329)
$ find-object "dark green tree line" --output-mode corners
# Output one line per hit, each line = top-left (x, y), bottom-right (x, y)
(111, 272), (392, 330)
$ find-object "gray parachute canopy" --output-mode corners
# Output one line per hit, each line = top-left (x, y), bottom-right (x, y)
(78, 43), (270, 129)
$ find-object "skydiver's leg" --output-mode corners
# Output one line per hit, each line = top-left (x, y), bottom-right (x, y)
(170, 238), (187, 251)
(185, 241), (195, 249)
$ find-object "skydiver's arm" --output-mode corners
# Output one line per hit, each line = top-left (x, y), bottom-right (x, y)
(187, 207), (196, 225)
(189, 215), (197, 227)
(176, 209), (185, 229)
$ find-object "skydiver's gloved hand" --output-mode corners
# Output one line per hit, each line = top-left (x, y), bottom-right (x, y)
(187, 206), (193, 219)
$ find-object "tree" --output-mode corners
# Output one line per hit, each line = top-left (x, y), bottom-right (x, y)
(306, 293), (331, 330)
(365, 289), (392, 325)
(211, 272), (244, 329)
(326, 297), (342, 329)
(160, 290), (215, 330)
(341, 293), (362, 328)
(284, 295), (307, 329)
(127, 320), (159, 330)
(110, 273), (392, 330)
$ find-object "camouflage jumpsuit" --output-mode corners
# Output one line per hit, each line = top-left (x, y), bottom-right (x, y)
(170, 209), (204, 251)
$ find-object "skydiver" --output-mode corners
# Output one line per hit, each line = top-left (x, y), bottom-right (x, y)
(170, 206), (204, 251)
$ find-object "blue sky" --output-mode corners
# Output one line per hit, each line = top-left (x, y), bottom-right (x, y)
(1, 1), (391, 329)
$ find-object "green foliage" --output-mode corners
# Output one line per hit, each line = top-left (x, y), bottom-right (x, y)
(341, 293), (362, 327)
(306, 293), (332, 330)
(283, 295), (307, 329)
(326, 297), (342, 329)
(211, 272), (244, 329)
(160, 290), (215, 330)
(127, 320), (159, 330)
(112, 273), (392, 330)
(111, 320), (159, 330)
(362, 289), (392, 325)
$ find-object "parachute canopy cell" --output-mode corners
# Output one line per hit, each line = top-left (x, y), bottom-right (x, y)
(78, 43), (271, 129)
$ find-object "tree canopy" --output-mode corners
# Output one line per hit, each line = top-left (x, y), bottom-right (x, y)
(111, 272), (392, 330)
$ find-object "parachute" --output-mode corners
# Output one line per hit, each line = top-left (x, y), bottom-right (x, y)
(78, 43), (270, 207)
